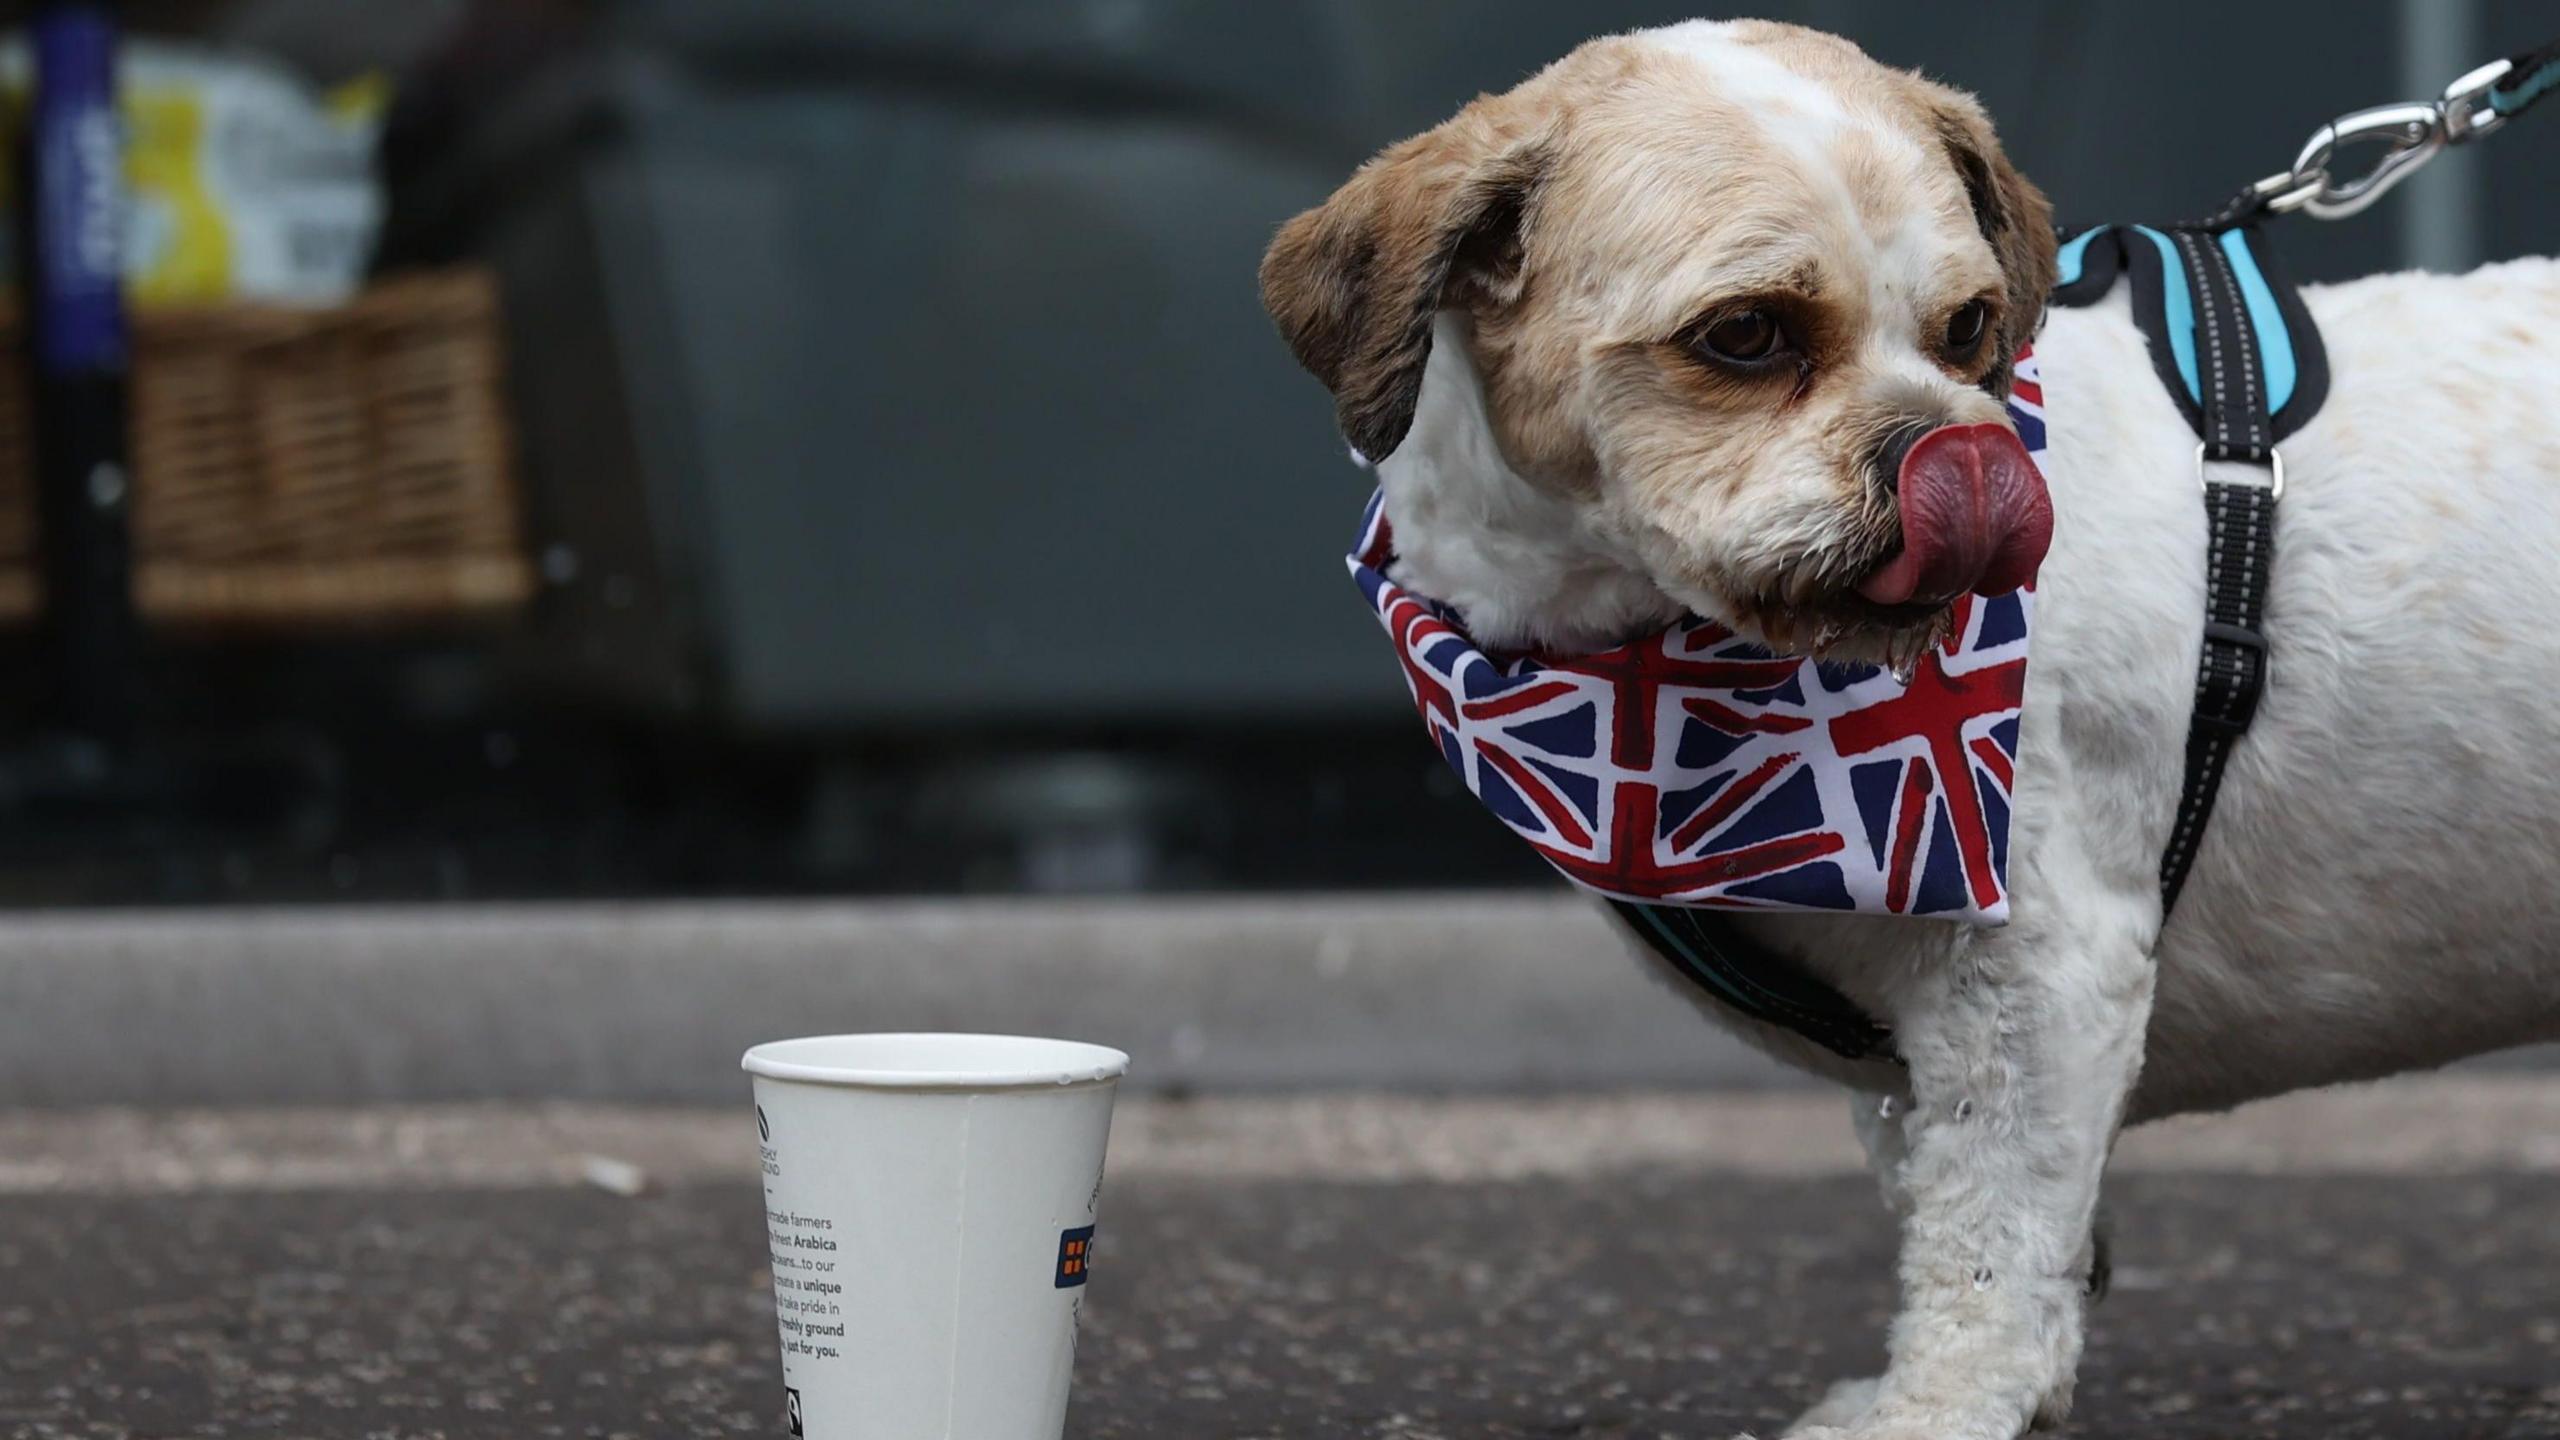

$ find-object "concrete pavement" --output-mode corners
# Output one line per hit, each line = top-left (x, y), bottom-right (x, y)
(4, 1079), (2558, 1438)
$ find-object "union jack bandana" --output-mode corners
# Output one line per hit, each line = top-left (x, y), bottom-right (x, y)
(1350, 352), (2047, 924)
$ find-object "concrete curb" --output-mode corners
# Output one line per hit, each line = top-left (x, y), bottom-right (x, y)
(0, 894), (1796, 1106)
(12, 895), (2549, 1107)
(9, 1077), (2560, 1193)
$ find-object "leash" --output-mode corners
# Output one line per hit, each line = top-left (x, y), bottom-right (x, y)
(2060, 36), (2556, 916)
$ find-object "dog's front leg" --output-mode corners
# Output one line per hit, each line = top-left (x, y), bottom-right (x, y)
(1788, 916), (2154, 1440)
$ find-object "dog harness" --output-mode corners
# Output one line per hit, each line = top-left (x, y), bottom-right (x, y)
(1342, 38), (2559, 1063)
(1352, 220), (2319, 1063)
(2071, 33), (2559, 912)
(2050, 220), (2323, 913)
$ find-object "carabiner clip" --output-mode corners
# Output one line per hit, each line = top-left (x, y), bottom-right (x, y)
(2288, 102), (2445, 219)
(2237, 50), (2533, 223)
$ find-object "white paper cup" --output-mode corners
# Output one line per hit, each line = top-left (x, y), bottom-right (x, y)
(742, 1033), (1129, 1440)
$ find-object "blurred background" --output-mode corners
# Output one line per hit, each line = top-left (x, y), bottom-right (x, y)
(6, 8), (2560, 1435)
(0, 0), (2552, 910)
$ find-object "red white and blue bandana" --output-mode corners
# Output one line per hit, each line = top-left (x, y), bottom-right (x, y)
(1350, 354), (2048, 923)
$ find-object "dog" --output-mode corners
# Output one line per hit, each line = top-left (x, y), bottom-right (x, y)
(1261, 19), (2560, 1440)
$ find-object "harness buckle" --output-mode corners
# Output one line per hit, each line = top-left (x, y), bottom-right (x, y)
(2196, 442), (2285, 500)
(2194, 622), (2269, 736)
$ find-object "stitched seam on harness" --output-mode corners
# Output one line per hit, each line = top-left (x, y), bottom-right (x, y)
(2177, 233), (2231, 453)
(2207, 241), (2264, 458)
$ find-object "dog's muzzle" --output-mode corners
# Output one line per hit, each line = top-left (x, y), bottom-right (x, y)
(1859, 423), (2053, 606)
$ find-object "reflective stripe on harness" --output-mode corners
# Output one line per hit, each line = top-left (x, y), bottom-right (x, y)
(2052, 220), (2317, 915)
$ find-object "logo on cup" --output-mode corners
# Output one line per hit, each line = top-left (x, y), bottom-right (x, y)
(785, 1386), (803, 1436)
(757, 1106), (771, 1142)
(1054, 1225), (1096, 1288)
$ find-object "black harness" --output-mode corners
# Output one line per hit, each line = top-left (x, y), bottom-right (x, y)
(1613, 41), (2560, 1063)
(2050, 219), (2322, 911)
(1617, 220), (2319, 1065)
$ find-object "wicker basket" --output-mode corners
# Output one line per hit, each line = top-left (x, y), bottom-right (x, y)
(0, 270), (533, 626)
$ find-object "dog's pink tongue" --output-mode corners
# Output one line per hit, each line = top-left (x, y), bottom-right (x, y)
(1858, 423), (2052, 605)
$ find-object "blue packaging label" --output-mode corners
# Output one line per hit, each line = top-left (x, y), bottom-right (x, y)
(32, 7), (127, 375)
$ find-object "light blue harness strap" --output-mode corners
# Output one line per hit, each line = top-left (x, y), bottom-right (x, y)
(2128, 226), (2201, 404)
(2068, 219), (2334, 430)
(2054, 228), (2102, 289)
(2216, 229), (2297, 415)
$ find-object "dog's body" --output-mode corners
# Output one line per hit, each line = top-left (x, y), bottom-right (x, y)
(1265, 19), (2560, 1440)
(1631, 257), (2560, 1120)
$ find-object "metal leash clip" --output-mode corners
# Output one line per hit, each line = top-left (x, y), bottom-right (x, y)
(2244, 57), (2516, 220)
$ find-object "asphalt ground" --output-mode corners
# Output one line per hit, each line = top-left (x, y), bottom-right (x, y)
(4, 1082), (2557, 1439)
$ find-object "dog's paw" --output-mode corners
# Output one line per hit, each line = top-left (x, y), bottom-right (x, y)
(1787, 1376), (1880, 1433)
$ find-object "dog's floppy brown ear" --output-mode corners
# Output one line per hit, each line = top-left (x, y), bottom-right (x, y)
(1259, 101), (1553, 462)
(1922, 88), (2055, 392)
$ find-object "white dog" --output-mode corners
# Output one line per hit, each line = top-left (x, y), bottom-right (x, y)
(1262, 19), (2560, 1440)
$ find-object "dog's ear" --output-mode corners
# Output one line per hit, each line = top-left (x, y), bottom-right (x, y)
(1920, 86), (2055, 392)
(1259, 100), (1553, 462)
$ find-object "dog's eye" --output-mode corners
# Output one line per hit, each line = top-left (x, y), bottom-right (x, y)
(1696, 309), (1785, 363)
(1944, 299), (1992, 353)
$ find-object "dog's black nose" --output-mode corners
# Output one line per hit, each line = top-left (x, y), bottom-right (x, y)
(1870, 418), (1938, 497)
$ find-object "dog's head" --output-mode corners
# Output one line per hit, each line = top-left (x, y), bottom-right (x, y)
(1262, 21), (2057, 658)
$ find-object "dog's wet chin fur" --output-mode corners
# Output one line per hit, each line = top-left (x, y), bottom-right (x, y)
(1260, 18), (2054, 663)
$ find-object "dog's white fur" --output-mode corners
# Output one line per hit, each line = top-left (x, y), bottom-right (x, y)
(1272, 20), (2560, 1440)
